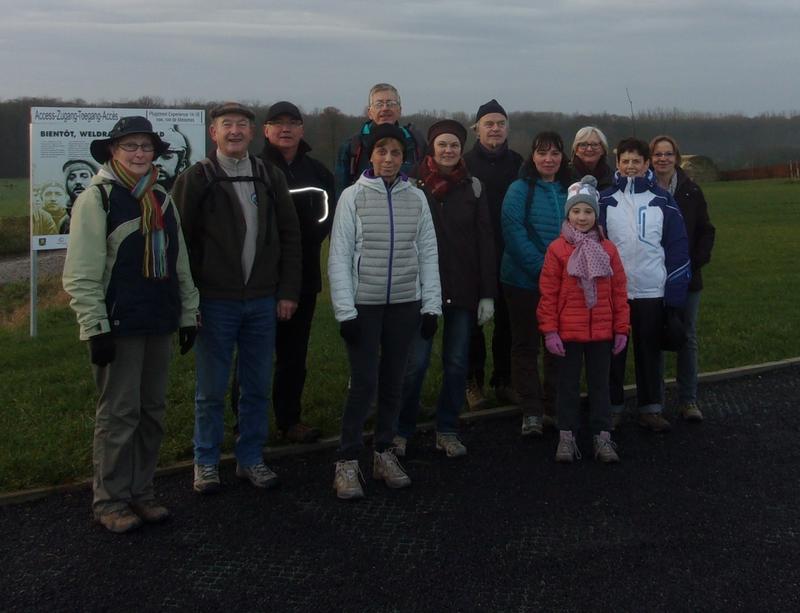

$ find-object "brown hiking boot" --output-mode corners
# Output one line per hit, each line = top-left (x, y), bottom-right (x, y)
(95, 507), (143, 534)
(678, 402), (704, 422)
(465, 379), (489, 411)
(130, 501), (170, 523)
(285, 422), (321, 444)
(638, 412), (672, 432)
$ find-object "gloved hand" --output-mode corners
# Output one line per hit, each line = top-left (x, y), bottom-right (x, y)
(612, 333), (628, 356)
(339, 318), (360, 346)
(179, 326), (198, 355)
(420, 313), (438, 340)
(89, 332), (116, 367)
(544, 332), (565, 357)
(477, 298), (494, 326)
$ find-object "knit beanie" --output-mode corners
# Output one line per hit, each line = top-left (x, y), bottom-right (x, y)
(475, 99), (507, 123)
(427, 119), (467, 148)
(565, 175), (600, 218)
(365, 124), (407, 161)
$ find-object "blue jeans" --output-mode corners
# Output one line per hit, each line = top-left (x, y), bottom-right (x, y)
(676, 290), (701, 403)
(194, 296), (276, 467)
(398, 306), (473, 438)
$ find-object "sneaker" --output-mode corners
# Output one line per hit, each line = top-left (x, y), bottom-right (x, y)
(679, 402), (704, 422)
(236, 462), (280, 489)
(284, 422), (321, 444)
(392, 435), (408, 457)
(129, 501), (170, 523)
(373, 450), (412, 489)
(611, 412), (623, 431)
(95, 507), (143, 534)
(193, 463), (220, 494)
(593, 431), (620, 463)
(333, 460), (364, 500)
(465, 379), (489, 411)
(555, 431), (581, 463)
(435, 432), (467, 458)
(521, 415), (543, 437)
(495, 385), (522, 406)
(638, 412), (672, 432)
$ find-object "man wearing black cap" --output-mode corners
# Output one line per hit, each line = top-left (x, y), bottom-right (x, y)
(334, 83), (425, 196)
(463, 99), (524, 411)
(172, 101), (302, 495)
(261, 101), (335, 444)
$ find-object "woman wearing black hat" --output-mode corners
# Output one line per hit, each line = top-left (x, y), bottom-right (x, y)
(396, 119), (496, 458)
(63, 116), (199, 533)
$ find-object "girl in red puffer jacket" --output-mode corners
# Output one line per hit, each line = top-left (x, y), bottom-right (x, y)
(537, 175), (630, 464)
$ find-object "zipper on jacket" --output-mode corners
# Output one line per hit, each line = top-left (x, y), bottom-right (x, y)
(386, 183), (395, 303)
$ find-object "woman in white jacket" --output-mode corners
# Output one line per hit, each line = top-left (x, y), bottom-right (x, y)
(328, 124), (441, 500)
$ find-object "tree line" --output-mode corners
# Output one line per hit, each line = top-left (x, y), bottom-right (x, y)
(3, 96), (800, 179)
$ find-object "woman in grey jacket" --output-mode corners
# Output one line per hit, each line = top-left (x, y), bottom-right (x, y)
(328, 124), (441, 500)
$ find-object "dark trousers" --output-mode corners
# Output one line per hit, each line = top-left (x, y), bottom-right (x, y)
(467, 280), (512, 388)
(272, 292), (317, 432)
(610, 298), (664, 413)
(557, 341), (613, 434)
(503, 283), (557, 417)
(339, 302), (420, 460)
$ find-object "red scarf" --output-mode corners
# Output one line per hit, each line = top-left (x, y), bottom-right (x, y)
(418, 155), (468, 201)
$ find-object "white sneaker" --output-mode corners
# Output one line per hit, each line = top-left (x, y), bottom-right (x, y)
(555, 431), (581, 463)
(193, 463), (220, 494)
(235, 462), (279, 489)
(373, 450), (411, 488)
(521, 415), (543, 437)
(593, 431), (620, 463)
(435, 432), (467, 457)
(333, 460), (364, 500)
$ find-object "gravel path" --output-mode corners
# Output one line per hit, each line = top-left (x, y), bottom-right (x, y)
(0, 251), (66, 285)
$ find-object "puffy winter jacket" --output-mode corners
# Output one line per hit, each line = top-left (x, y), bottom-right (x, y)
(328, 171), (441, 322)
(537, 233), (630, 342)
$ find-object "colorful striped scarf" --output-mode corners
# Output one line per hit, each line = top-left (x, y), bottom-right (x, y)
(110, 159), (168, 279)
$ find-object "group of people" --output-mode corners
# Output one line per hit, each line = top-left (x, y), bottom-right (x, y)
(62, 82), (715, 531)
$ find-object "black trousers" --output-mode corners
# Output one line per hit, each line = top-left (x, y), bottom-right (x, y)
(610, 298), (664, 412)
(467, 279), (512, 388)
(273, 293), (317, 432)
(557, 341), (612, 434)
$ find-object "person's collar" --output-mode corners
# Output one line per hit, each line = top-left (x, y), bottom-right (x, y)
(476, 140), (508, 159)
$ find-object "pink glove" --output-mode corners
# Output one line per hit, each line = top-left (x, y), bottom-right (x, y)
(544, 332), (565, 357)
(612, 333), (628, 355)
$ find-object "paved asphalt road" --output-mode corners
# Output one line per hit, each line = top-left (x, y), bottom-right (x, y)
(2, 365), (799, 612)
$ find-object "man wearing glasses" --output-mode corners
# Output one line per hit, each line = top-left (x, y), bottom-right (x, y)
(334, 83), (425, 195)
(260, 101), (335, 444)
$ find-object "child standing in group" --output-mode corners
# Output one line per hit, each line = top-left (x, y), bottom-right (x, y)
(537, 176), (630, 463)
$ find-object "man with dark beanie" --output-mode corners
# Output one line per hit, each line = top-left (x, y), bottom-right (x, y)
(463, 99), (524, 411)
(261, 101), (335, 443)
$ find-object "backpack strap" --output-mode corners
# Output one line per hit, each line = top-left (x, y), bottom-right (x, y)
(470, 177), (482, 200)
(523, 179), (547, 254)
(94, 183), (112, 213)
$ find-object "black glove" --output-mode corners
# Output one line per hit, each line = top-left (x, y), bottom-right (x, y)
(339, 318), (360, 346)
(179, 326), (198, 355)
(89, 332), (115, 367)
(420, 313), (438, 340)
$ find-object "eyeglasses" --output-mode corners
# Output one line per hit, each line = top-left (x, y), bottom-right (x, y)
(117, 142), (155, 152)
(266, 120), (303, 128)
(577, 142), (602, 150)
(652, 152), (675, 158)
(371, 100), (400, 110)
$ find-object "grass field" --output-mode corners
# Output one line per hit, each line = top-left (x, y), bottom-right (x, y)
(1, 178), (799, 492)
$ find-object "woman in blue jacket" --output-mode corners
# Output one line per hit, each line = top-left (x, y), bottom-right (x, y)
(501, 132), (571, 437)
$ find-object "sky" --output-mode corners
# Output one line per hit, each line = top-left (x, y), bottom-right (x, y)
(3, 0), (799, 118)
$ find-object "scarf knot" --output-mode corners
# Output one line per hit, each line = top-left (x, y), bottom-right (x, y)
(110, 159), (168, 279)
(562, 220), (611, 308)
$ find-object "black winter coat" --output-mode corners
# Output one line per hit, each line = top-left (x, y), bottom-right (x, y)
(417, 173), (497, 310)
(673, 167), (715, 291)
(463, 142), (523, 263)
(261, 140), (336, 294)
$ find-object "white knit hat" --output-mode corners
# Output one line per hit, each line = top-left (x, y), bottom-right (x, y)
(565, 175), (599, 218)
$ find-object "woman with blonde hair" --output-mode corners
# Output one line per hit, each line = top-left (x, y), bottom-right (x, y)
(570, 126), (613, 190)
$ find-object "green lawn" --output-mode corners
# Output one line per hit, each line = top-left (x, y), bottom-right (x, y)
(1, 178), (799, 492)
(0, 178), (28, 217)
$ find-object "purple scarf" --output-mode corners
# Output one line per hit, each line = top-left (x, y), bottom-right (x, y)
(562, 221), (611, 308)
